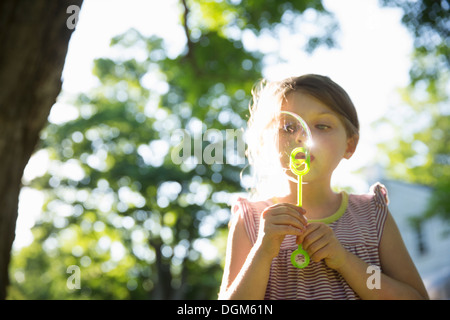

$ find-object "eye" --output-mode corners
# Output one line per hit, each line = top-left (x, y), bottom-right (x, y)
(280, 122), (299, 134)
(315, 124), (331, 130)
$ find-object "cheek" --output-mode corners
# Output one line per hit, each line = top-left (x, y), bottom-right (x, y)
(278, 136), (297, 165)
(312, 135), (347, 159)
(278, 146), (294, 170)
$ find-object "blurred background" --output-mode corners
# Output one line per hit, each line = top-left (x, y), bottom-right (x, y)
(5, 0), (449, 299)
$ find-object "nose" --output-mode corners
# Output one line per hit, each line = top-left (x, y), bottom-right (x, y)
(296, 130), (305, 144)
(296, 131), (313, 149)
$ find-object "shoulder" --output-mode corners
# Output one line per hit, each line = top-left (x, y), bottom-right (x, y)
(347, 182), (390, 243)
(231, 196), (272, 217)
(369, 182), (389, 206)
(230, 196), (272, 244)
(349, 182), (389, 209)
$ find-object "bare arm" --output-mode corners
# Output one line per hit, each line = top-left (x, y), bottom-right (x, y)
(299, 209), (428, 299)
(218, 212), (272, 300)
(334, 211), (429, 299)
(219, 203), (306, 300)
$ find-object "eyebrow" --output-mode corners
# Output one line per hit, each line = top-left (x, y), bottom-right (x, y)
(315, 111), (337, 117)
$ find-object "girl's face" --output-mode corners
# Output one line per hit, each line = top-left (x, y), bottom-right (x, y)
(278, 92), (357, 184)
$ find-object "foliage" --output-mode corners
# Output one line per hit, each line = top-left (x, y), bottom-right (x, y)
(377, 0), (449, 225)
(9, 0), (337, 299)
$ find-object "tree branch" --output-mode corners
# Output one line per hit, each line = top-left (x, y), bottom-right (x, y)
(180, 0), (194, 59)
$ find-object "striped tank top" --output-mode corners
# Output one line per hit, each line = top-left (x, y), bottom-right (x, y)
(231, 183), (389, 300)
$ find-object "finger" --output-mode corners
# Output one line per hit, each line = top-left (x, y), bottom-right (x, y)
(270, 215), (306, 232)
(269, 203), (306, 215)
(271, 212), (307, 231)
(279, 203), (307, 215)
(269, 204), (308, 226)
(272, 224), (304, 237)
(297, 223), (323, 247)
(305, 234), (328, 257)
(269, 204), (305, 217)
(309, 244), (330, 263)
(281, 204), (308, 225)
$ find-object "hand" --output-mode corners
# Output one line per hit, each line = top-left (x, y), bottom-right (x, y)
(297, 222), (348, 270)
(256, 203), (307, 259)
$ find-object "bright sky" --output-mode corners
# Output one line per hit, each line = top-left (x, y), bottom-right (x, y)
(15, 0), (413, 249)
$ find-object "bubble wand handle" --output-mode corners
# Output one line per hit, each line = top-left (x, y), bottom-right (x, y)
(298, 174), (303, 207)
(280, 111), (312, 269)
(289, 147), (311, 269)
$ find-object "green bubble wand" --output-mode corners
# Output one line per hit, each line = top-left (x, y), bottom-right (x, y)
(281, 111), (312, 269)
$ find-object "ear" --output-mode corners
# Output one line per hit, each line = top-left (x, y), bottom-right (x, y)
(344, 134), (359, 160)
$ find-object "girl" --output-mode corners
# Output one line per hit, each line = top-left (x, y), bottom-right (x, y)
(218, 74), (429, 300)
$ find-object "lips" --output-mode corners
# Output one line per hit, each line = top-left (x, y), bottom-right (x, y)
(295, 153), (315, 161)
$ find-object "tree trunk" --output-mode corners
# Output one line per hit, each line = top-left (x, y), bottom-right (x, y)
(0, 0), (82, 299)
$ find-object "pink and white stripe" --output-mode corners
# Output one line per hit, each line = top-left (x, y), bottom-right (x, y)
(232, 183), (389, 300)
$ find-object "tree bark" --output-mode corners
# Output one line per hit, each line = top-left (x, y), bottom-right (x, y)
(0, 0), (82, 299)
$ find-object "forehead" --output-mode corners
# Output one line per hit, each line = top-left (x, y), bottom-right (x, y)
(281, 91), (336, 117)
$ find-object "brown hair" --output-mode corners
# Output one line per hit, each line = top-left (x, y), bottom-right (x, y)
(245, 74), (360, 199)
(276, 74), (359, 138)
